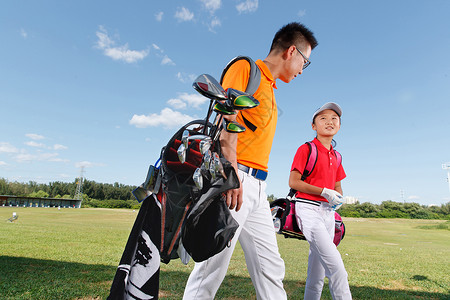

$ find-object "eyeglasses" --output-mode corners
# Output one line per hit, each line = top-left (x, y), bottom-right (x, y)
(296, 47), (311, 70)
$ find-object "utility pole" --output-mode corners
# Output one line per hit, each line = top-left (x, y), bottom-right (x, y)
(442, 163), (450, 193)
(75, 166), (85, 201)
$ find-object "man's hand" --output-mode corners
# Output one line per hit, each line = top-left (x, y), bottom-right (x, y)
(321, 187), (344, 210)
(226, 176), (243, 211)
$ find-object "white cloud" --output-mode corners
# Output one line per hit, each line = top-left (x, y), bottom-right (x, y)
(210, 17), (221, 29)
(175, 7), (195, 22)
(236, 0), (258, 14)
(155, 11), (164, 21)
(14, 152), (68, 163)
(167, 93), (208, 110)
(20, 28), (28, 38)
(178, 93), (208, 108)
(15, 153), (35, 163)
(0, 161), (7, 166)
(152, 43), (175, 66)
(26, 133), (45, 140)
(103, 45), (149, 63)
(408, 195), (420, 200)
(298, 10), (306, 17)
(53, 144), (68, 150)
(95, 26), (149, 63)
(130, 108), (194, 129)
(167, 99), (187, 110)
(95, 26), (114, 49)
(161, 55), (175, 66)
(201, 0), (221, 13)
(25, 141), (46, 148)
(176, 72), (197, 83)
(0, 142), (18, 153)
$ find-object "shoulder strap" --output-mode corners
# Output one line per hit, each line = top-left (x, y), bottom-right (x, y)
(288, 141), (317, 198)
(301, 141), (318, 181)
(220, 56), (261, 95)
(334, 149), (342, 167)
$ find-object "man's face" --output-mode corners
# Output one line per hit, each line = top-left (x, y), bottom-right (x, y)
(280, 44), (312, 83)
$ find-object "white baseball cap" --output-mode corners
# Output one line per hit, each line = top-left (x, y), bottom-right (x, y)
(312, 102), (342, 123)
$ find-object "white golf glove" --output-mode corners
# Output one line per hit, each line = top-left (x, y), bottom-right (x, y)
(321, 188), (344, 210)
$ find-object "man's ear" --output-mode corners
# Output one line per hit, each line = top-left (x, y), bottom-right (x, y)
(284, 45), (296, 60)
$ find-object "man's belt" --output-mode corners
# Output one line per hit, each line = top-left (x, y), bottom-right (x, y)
(237, 163), (268, 181)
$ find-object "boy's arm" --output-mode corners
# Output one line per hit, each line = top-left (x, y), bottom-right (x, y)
(288, 170), (323, 195)
(289, 170), (344, 196)
(335, 181), (343, 195)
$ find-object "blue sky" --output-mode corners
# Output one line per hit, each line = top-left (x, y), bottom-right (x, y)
(1, 1), (450, 206)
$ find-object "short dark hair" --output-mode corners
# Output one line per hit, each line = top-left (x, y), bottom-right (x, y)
(270, 22), (318, 53)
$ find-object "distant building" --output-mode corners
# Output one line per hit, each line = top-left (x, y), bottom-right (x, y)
(0, 195), (81, 208)
(344, 196), (358, 204)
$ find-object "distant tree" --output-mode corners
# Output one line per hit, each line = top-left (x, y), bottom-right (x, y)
(28, 190), (49, 198)
(267, 194), (276, 203)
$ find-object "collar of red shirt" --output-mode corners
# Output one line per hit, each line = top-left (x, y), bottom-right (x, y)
(312, 137), (334, 153)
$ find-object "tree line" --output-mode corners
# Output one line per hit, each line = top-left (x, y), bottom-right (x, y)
(338, 200), (449, 220)
(0, 178), (139, 208)
(267, 194), (449, 220)
(2, 177), (449, 219)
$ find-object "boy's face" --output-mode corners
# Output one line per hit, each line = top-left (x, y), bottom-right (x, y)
(312, 109), (341, 137)
(280, 44), (312, 83)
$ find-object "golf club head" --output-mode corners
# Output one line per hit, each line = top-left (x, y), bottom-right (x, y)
(193, 168), (203, 190)
(187, 134), (212, 142)
(212, 152), (226, 179)
(209, 156), (217, 181)
(192, 74), (227, 101)
(226, 88), (260, 110)
(177, 143), (187, 164)
(202, 150), (211, 171)
(199, 139), (212, 155)
(223, 119), (246, 133)
(181, 130), (189, 148)
(213, 102), (236, 115)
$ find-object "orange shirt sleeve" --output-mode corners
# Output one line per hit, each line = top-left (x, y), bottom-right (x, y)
(220, 59), (251, 92)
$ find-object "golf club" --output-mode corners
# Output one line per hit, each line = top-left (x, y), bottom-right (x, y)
(223, 119), (246, 133)
(177, 143), (187, 164)
(226, 88), (259, 110)
(193, 168), (203, 190)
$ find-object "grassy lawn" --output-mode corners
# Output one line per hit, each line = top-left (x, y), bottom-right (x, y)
(1, 207), (449, 299)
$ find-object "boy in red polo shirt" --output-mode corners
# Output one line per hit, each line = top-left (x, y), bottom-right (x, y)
(289, 102), (352, 300)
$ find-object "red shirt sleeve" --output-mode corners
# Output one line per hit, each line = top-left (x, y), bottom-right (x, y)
(291, 144), (309, 175)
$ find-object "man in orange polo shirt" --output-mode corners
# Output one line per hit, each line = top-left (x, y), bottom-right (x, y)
(183, 22), (318, 300)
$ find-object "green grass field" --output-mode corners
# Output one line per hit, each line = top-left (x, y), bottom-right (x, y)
(1, 207), (449, 299)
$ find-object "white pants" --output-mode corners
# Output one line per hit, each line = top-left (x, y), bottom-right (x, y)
(183, 170), (287, 300)
(295, 201), (352, 300)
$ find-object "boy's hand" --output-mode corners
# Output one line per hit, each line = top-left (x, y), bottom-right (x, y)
(321, 188), (344, 210)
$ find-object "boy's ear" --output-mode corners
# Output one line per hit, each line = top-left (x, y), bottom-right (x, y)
(311, 123), (316, 131)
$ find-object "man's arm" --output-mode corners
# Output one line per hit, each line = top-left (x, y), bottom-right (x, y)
(219, 60), (252, 212)
(220, 126), (243, 211)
